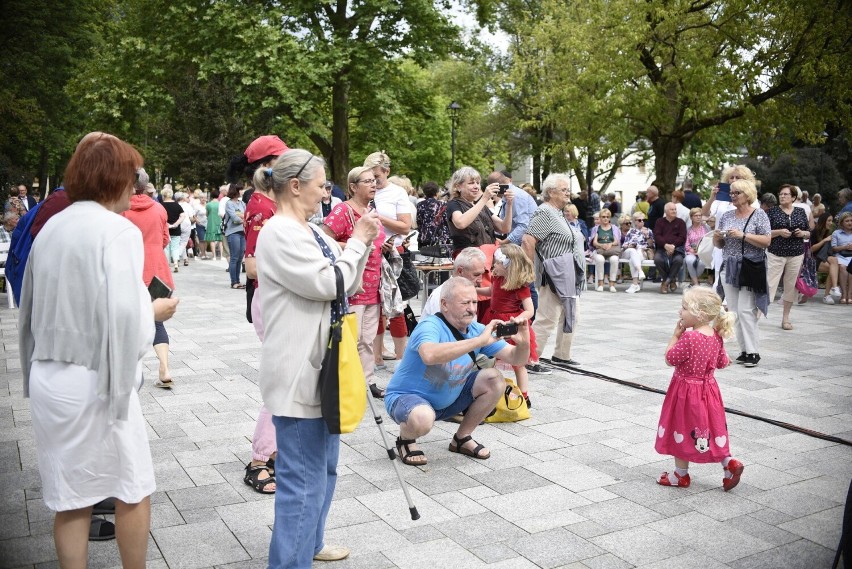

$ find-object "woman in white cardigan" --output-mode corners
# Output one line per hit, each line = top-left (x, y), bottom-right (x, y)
(19, 132), (179, 568)
(256, 149), (379, 567)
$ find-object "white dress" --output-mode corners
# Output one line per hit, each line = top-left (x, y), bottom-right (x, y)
(29, 361), (154, 511)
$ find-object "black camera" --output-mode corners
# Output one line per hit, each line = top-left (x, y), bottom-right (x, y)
(494, 322), (518, 337)
(498, 184), (509, 195)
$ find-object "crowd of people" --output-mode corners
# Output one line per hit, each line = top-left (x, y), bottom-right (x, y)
(6, 131), (852, 568)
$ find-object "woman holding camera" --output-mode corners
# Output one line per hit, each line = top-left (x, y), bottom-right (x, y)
(714, 179), (771, 368)
(256, 149), (379, 566)
(766, 184), (810, 329)
(446, 166), (513, 256)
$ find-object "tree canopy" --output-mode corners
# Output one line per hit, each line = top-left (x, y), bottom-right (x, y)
(489, 0), (852, 193)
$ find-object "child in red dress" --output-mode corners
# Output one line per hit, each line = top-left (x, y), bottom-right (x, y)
(485, 244), (536, 407)
(655, 286), (745, 491)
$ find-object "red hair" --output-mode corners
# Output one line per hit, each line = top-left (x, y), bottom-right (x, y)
(64, 132), (143, 204)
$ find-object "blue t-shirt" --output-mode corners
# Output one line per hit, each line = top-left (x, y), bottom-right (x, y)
(384, 316), (507, 412)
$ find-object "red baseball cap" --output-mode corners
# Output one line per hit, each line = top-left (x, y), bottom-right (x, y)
(244, 135), (289, 164)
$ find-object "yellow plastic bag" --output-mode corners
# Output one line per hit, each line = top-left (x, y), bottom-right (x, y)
(484, 377), (530, 423)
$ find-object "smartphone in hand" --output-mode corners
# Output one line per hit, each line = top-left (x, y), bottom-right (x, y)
(148, 276), (173, 300)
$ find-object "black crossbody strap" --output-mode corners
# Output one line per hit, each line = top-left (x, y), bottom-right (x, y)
(741, 209), (757, 256)
(435, 313), (480, 369)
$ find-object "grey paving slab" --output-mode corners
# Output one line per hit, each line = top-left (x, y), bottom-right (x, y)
(590, 526), (685, 566)
(508, 527), (604, 568)
(1, 255), (849, 568)
(729, 538), (835, 569)
(151, 519), (249, 569)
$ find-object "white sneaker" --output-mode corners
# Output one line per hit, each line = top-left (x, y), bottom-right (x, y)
(823, 295), (835, 305)
(596, 285), (604, 292)
(638, 271), (646, 281)
(626, 284), (639, 294)
(830, 287), (842, 299)
(609, 285), (617, 293)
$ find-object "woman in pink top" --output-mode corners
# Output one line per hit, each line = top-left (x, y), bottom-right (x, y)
(323, 166), (386, 398)
(684, 208), (711, 288)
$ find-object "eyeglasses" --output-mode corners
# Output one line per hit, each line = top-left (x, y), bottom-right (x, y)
(633, 218), (644, 222)
(356, 178), (376, 185)
(778, 192), (791, 197)
(730, 191), (743, 196)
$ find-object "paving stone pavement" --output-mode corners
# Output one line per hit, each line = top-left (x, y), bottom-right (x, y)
(1, 257), (849, 569)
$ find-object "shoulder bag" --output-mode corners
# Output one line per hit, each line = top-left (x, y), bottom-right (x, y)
(697, 232), (715, 267)
(396, 249), (421, 300)
(737, 209), (768, 294)
(311, 228), (367, 434)
(795, 241), (818, 299)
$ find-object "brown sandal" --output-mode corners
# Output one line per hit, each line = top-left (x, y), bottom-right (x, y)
(781, 321), (793, 330)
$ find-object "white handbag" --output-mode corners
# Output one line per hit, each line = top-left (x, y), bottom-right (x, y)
(697, 233), (715, 267)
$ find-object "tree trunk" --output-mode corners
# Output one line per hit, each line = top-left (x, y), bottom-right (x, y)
(651, 136), (685, 198)
(532, 152), (541, 191)
(330, 80), (350, 186)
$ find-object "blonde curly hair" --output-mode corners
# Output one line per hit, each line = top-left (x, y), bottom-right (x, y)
(682, 287), (736, 339)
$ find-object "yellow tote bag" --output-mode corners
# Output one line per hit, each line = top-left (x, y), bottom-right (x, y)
(336, 312), (367, 433)
(484, 377), (530, 423)
(319, 267), (367, 434)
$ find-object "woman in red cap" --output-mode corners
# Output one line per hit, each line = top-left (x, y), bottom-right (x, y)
(228, 135), (289, 494)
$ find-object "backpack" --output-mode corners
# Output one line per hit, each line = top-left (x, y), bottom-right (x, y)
(5, 201), (44, 305)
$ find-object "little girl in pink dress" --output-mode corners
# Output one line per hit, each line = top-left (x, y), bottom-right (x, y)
(655, 286), (745, 491)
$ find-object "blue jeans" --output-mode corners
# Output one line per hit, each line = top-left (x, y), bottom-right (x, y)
(227, 232), (245, 286)
(269, 416), (339, 569)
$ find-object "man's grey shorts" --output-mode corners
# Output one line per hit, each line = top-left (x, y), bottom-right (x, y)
(387, 372), (478, 424)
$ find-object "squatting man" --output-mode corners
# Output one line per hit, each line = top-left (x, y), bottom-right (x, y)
(383, 277), (530, 466)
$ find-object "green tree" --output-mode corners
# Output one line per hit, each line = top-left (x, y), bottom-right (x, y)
(485, 0), (852, 194)
(71, 0), (464, 185)
(0, 0), (114, 195)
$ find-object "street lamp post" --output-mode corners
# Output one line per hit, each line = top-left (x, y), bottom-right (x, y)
(447, 101), (461, 174)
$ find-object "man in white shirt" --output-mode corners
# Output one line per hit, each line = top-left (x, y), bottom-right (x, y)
(421, 248), (486, 318)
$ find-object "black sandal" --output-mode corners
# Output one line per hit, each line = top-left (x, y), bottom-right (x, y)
(396, 436), (427, 466)
(265, 457), (275, 476)
(448, 433), (490, 459)
(89, 517), (116, 541)
(243, 463), (276, 494)
(369, 383), (385, 399)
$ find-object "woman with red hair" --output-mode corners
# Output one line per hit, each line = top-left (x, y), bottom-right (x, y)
(20, 132), (179, 568)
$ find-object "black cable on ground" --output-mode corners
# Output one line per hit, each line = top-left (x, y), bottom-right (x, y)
(541, 358), (852, 448)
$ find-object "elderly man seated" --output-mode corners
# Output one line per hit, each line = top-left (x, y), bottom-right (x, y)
(384, 277), (530, 466)
(421, 247), (486, 318)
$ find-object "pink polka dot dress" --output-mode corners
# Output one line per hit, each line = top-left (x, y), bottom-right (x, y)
(655, 330), (731, 463)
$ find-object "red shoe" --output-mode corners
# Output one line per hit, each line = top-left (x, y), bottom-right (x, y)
(723, 458), (744, 491)
(657, 471), (690, 488)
